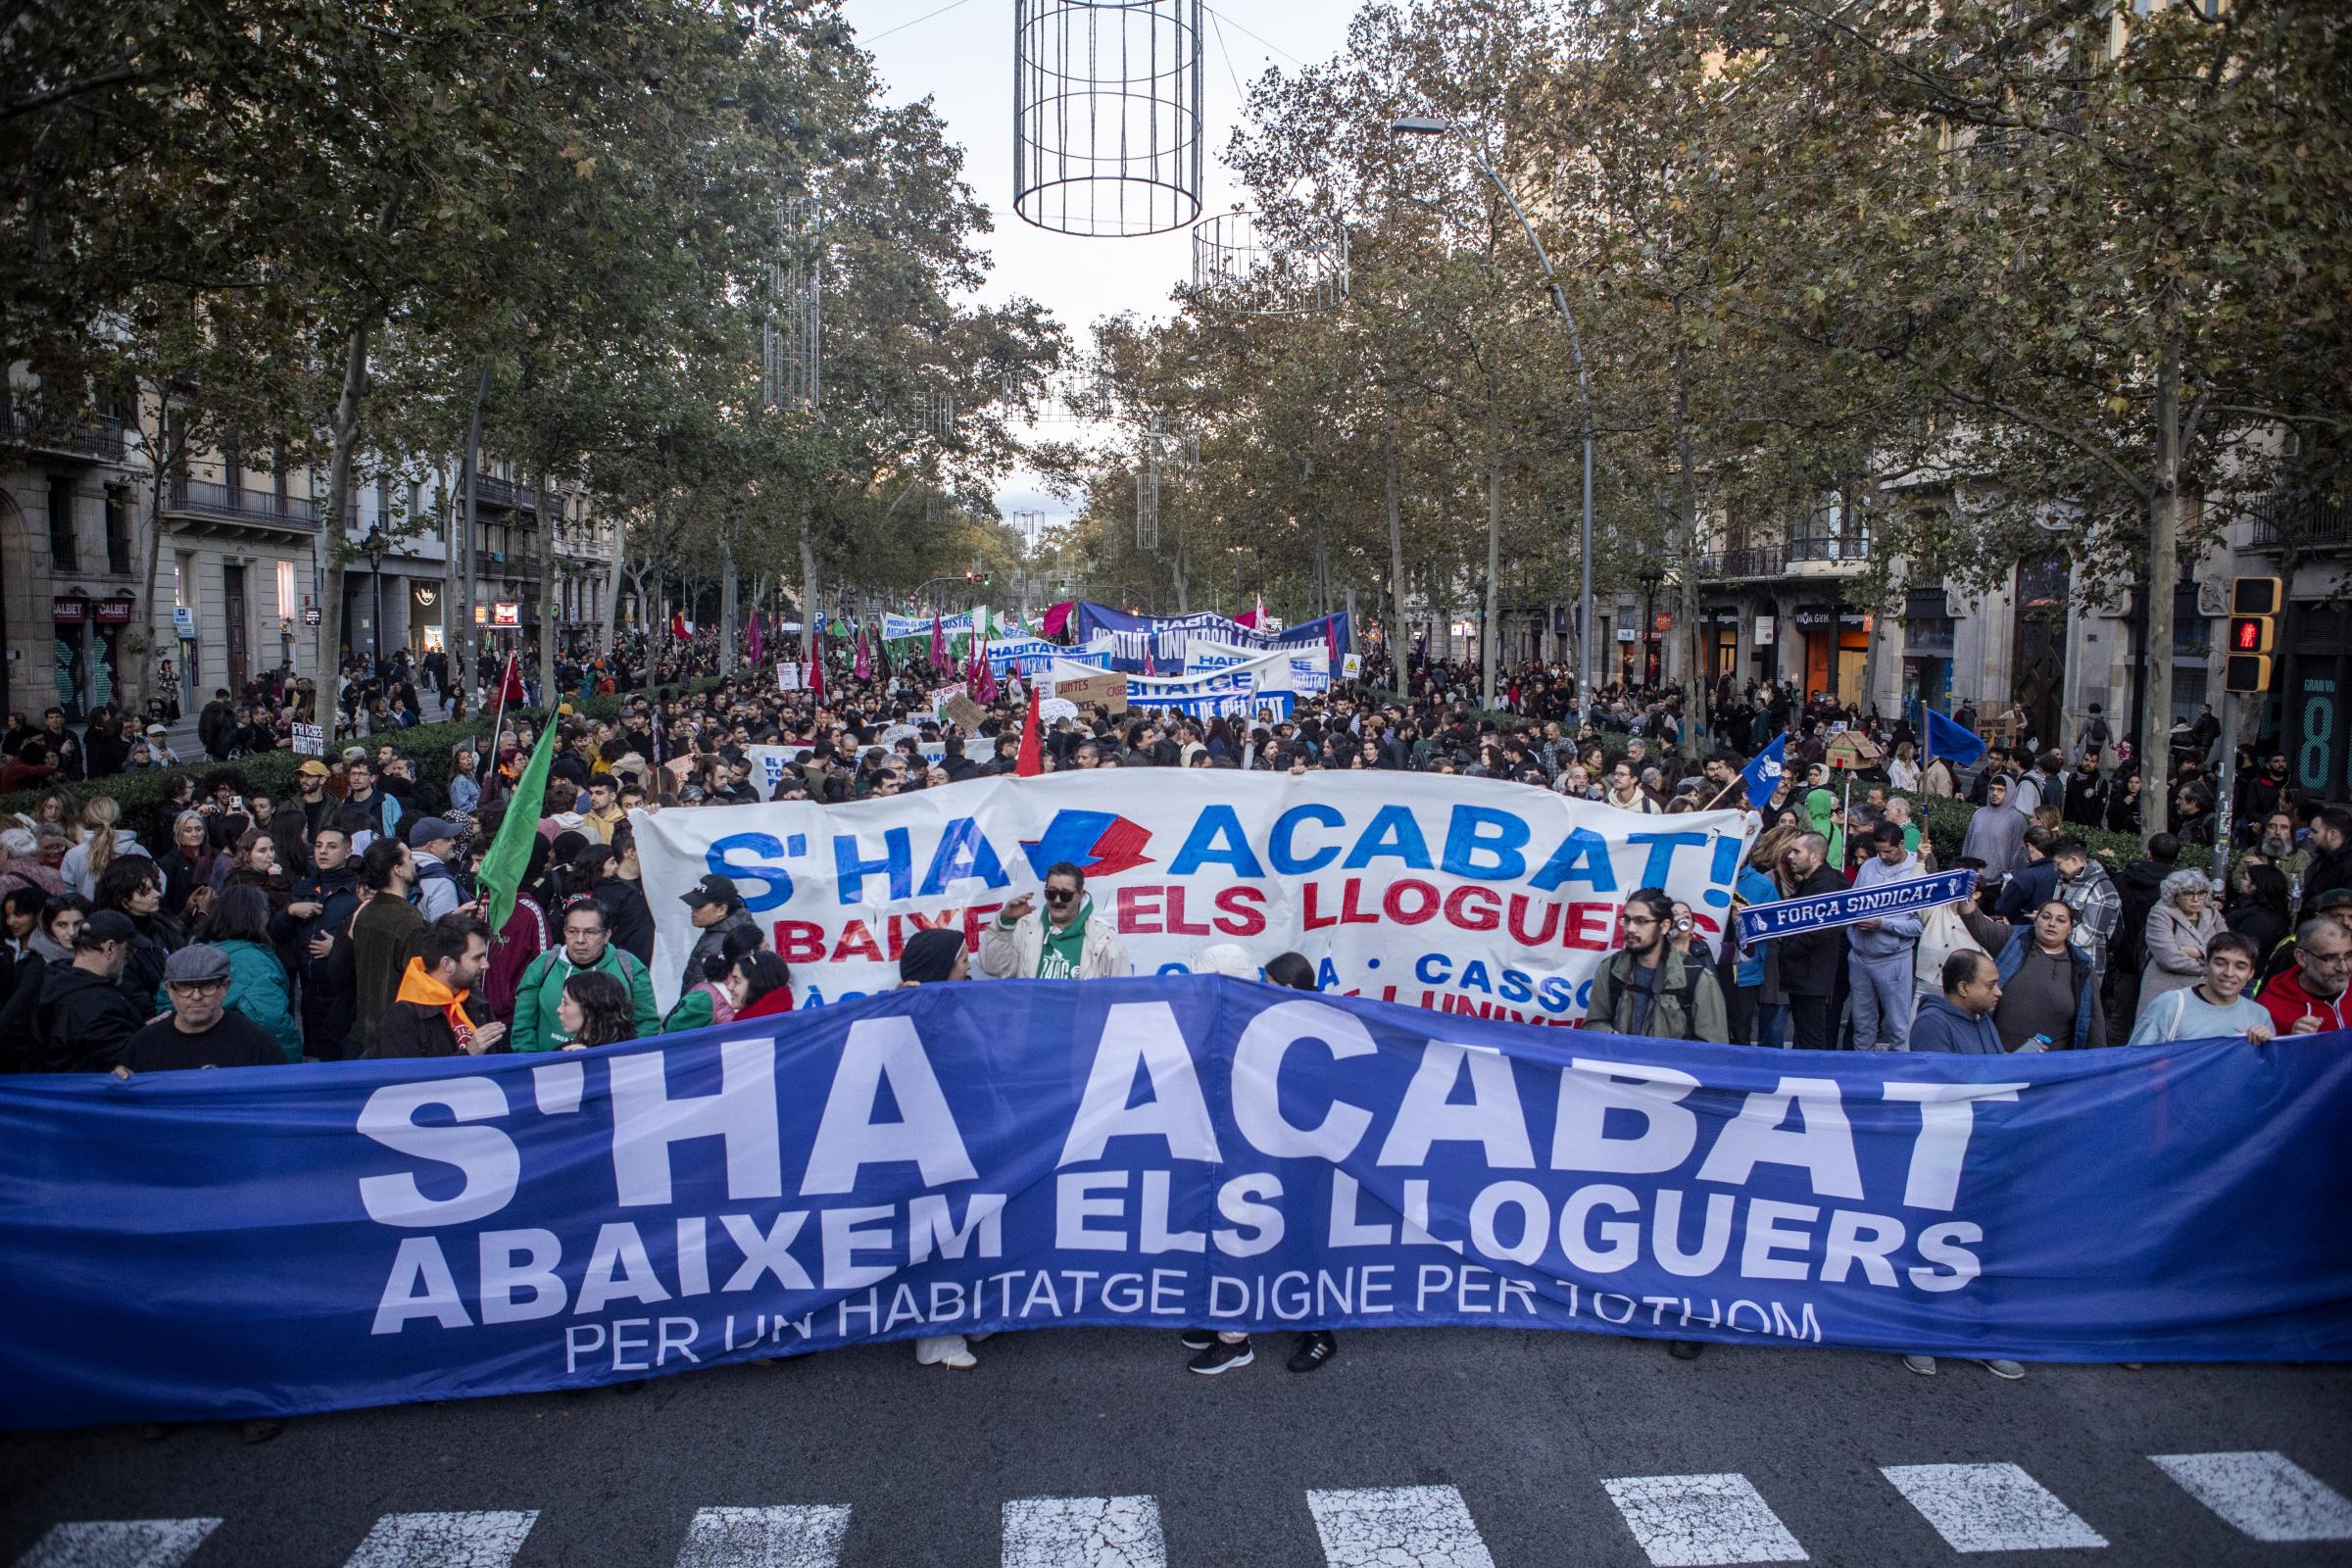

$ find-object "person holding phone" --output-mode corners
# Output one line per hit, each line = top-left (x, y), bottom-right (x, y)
(979, 863), (1131, 980)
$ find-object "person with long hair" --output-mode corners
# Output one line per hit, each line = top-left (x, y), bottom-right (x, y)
(191, 884), (301, 1061)
(2227, 860), (2293, 975)
(1737, 819), (1804, 1047)
(59, 796), (147, 900)
(556, 969), (638, 1050)
(728, 950), (795, 1021)
(95, 855), (181, 1016)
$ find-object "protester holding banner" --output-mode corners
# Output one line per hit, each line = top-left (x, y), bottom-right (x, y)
(511, 901), (660, 1053)
(1846, 824), (1926, 1051)
(979, 864), (1131, 981)
(1585, 889), (1729, 1046)
(368, 912), (506, 1058)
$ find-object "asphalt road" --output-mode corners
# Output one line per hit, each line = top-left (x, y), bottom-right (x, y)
(4, 1326), (2349, 1567)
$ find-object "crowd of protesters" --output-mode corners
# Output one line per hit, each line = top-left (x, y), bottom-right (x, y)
(3, 634), (2338, 1397)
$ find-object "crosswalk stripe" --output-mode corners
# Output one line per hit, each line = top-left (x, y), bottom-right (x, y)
(1000, 1494), (1166, 1568)
(11, 1520), (221, 1568)
(673, 1505), (853, 1568)
(1881, 1463), (2107, 1552)
(1305, 1486), (1495, 1568)
(338, 1510), (540, 1567)
(2151, 1451), (2352, 1543)
(1601, 1473), (1807, 1567)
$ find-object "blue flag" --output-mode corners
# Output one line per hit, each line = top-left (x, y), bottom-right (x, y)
(1924, 706), (1987, 766)
(1741, 734), (1788, 807)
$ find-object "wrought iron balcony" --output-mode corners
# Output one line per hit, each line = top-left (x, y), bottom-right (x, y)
(5, 407), (126, 462)
(1693, 545), (1786, 579)
(163, 479), (318, 531)
(2248, 488), (2349, 550)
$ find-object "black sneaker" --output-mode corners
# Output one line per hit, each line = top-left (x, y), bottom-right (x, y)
(237, 1418), (286, 1446)
(1288, 1331), (1339, 1373)
(1179, 1329), (1217, 1351)
(1187, 1338), (1253, 1375)
(1667, 1340), (1704, 1360)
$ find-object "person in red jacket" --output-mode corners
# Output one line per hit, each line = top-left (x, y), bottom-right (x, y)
(2259, 917), (2352, 1038)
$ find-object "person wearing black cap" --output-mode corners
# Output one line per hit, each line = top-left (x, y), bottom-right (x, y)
(119, 944), (282, 1072)
(25, 909), (147, 1073)
(681, 873), (758, 993)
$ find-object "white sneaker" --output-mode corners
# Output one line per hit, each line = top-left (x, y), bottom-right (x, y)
(1902, 1354), (1937, 1376)
(1980, 1358), (2026, 1380)
(938, 1350), (978, 1370)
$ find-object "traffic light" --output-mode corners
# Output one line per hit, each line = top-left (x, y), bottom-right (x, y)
(2225, 575), (2282, 693)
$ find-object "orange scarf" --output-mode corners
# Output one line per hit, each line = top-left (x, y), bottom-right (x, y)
(395, 956), (478, 1053)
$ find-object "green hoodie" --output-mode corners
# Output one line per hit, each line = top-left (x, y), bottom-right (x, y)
(1032, 898), (1093, 978)
(512, 944), (660, 1052)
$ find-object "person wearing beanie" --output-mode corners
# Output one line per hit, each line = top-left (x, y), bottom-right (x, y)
(899, 927), (969, 986)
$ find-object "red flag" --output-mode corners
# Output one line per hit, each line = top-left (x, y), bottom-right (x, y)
(500, 654), (526, 709)
(808, 647), (826, 703)
(1016, 686), (1042, 776)
(1327, 615), (1341, 679)
(669, 610), (687, 641)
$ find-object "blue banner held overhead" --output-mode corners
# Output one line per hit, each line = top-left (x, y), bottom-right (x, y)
(1735, 869), (1978, 947)
(1, 976), (2346, 1430)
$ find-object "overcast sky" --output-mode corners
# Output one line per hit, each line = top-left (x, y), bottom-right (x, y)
(853, 0), (1362, 538)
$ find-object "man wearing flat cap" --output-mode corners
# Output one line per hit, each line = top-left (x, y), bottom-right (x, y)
(119, 945), (282, 1073)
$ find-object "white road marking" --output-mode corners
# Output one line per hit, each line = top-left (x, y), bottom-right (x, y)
(11, 1520), (220, 1568)
(2151, 1450), (2352, 1543)
(1881, 1463), (2107, 1552)
(1601, 1473), (1808, 1566)
(673, 1505), (853, 1567)
(1001, 1494), (1166, 1568)
(338, 1511), (540, 1567)
(1305, 1485), (1496, 1568)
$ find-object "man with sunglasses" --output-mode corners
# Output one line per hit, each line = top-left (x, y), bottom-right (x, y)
(119, 944), (281, 1072)
(979, 862), (1131, 980)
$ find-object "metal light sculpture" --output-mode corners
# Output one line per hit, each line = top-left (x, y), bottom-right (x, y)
(1190, 209), (1349, 315)
(1014, 0), (1204, 237)
(761, 195), (822, 412)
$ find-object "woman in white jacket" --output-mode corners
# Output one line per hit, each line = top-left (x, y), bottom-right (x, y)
(57, 797), (150, 899)
(2140, 868), (2225, 1007)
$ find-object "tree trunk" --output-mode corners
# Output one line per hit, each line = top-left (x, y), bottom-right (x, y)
(1673, 350), (1707, 739)
(1386, 420), (1407, 695)
(535, 471), (556, 708)
(456, 364), (490, 708)
(1484, 444), (1502, 711)
(128, 385), (177, 721)
(318, 314), (375, 738)
(719, 521), (739, 676)
(799, 517), (819, 664)
(2141, 328), (2181, 840)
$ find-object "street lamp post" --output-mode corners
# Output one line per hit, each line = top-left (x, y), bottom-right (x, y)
(361, 525), (389, 670)
(1391, 115), (1597, 721)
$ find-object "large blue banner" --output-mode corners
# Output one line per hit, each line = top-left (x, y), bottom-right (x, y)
(3, 977), (2347, 1428)
(1073, 604), (1349, 674)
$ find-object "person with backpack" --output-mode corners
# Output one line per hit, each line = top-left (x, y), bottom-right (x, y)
(510, 900), (660, 1052)
(406, 817), (469, 922)
(2128, 932), (2274, 1045)
(1585, 887), (1730, 1044)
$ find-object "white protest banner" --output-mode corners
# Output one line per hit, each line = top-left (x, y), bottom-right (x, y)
(747, 740), (996, 794)
(883, 610), (978, 641)
(1180, 642), (1329, 695)
(632, 771), (1754, 1015)
(290, 723), (324, 757)
(1342, 653), (1362, 678)
(776, 662), (803, 692)
(1039, 698), (1078, 722)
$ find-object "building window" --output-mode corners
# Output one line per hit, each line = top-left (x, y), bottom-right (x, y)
(104, 485), (131, 574)
(1790, 493), (1871, 563)
(47, 478), (76, 569)
(276, 559), (296, 619)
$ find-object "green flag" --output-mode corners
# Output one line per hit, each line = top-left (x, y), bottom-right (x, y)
(476, 719), (558, 933)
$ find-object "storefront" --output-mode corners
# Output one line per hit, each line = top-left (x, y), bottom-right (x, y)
(1793, 605), (1870, 704)
(48, 592), (134, 723)
(1702, 607), (1741, 682)
(1902, 588), (1955, 722)
(2280, 602), (2352, 802)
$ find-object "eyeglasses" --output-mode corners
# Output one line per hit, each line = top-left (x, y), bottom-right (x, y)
(167, 980), (228, 997)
